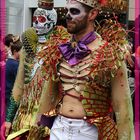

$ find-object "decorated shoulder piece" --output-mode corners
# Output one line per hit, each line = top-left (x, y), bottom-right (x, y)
(37, 26), (71, 80)
(21, 27), (38, 59)
(93, 18), (133, 139)
(6, 28), (37, 123)
(21, 28), (40, 84)
(94, 18), (128, 77)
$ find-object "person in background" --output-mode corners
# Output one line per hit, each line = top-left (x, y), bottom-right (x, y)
(124, 42), (135, 119)
(124, 42), (134, 68)
(5, 41), (22, 111)
(3, 34), (14, 58)
(124, 42), (135, 93)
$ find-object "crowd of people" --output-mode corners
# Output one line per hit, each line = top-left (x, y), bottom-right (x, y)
(0, 0), (139, 139)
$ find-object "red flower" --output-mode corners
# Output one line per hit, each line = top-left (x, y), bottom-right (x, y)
(98, 0), (108, 6)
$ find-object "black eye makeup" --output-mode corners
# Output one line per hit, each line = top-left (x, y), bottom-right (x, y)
(69, 8), (80, 15)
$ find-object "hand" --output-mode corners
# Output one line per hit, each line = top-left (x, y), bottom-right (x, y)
(1, 122), (12, 138)
(5, 122), (12, 137)
(34, 114), (42, 126)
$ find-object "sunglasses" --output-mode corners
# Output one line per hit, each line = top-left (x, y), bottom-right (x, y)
(33, 16), (46, 23)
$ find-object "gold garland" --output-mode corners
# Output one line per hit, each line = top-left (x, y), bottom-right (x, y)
(103, 0), (128, 13)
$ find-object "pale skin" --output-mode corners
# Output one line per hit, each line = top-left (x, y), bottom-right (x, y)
(111, 62), (133, 139)
(58, 37), (103, 118)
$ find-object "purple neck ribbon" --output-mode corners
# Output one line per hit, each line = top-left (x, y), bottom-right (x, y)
(59, 31), (96, 66)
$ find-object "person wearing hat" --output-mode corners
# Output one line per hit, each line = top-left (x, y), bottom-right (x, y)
(2, 0), (70, 139)
(37, 0), (134, 140)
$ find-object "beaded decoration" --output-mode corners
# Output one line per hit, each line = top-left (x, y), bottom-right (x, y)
(38, 0), (54, 9)
(76, 0), (127, 12)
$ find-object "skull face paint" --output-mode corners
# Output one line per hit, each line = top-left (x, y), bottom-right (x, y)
(33, 8), (57, 35)
(66, 0), (87, 21)
(65, 0), (89, 34)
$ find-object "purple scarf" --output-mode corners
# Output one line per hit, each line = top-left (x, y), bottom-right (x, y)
(59, 31), (96, 66)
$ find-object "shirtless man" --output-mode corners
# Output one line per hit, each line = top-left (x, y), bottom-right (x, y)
(38, 0), (134, 139)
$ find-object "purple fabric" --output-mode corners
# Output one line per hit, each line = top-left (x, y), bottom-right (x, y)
(59, 31), (96, 66)
(39, 115), (56, 129)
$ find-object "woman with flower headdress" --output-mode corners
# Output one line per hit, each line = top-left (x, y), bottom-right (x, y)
(37, 0), (134, 140)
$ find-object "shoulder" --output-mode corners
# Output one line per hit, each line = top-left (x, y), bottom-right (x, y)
(53, 26), (71, 41)
(88, 32), (108, 52)
(22, 27), (38, 57)
(44, 26), (71, 48)
(55, 26), (68, 33)
(9, 59), (19, 66)
(6, 59), (19, 71)
(6, 58), (17, 64)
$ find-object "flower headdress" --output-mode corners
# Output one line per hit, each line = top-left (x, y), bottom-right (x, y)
(75, 0), (127, 12)
(76, 0), (107, 9)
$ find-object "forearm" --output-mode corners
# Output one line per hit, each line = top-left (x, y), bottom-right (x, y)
(111, 62), (134, 140)
(115, 96), (134, 140)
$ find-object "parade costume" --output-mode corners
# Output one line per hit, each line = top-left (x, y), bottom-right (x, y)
(6, 1), (70, 139)
(6, 0), (134, 140)
(38, 0), (133, 140)
(38, 23), (133, 139)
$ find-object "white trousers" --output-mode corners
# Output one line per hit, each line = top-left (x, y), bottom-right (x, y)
(50, 115), (98, 140)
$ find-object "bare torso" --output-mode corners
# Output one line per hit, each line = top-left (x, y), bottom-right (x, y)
(59, 90), (86, 118)
(59, 38), (102, 118)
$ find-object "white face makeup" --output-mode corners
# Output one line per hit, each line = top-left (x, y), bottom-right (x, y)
(33, 8), (57, 35)
(66, 0), (87, 21)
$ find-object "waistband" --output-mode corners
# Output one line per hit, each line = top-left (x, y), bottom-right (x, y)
(58, 113), (87, 120)
(56, 115), (98, 130)
(57, 115), (86, 126)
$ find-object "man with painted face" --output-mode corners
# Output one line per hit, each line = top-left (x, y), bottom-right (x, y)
(37, 0), (134, 140)
(2, 0), (70, 139)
